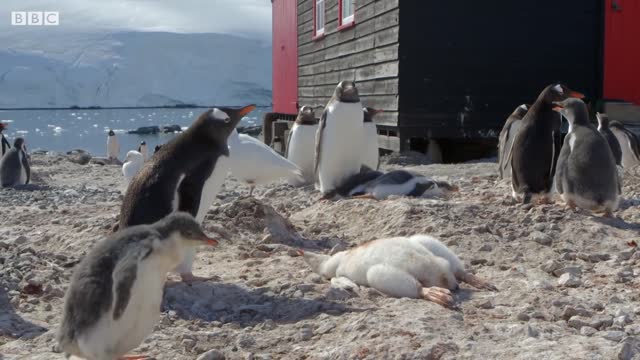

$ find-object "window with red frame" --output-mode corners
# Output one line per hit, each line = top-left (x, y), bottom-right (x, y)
(313, 0), (325, 39)
(339, 0), (355, 30)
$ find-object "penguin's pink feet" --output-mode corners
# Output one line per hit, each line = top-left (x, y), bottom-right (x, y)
(601, 209), (614, 218)
(421, 287), (455, 308)
(459, 272), (498, 291)
(566, 200), (577, 211)
(118, 355), (152, 360)
(179, 272), (217, 283)
(537, 197), (552, 205)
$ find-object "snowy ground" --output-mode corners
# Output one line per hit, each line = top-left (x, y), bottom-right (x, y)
(1, 152), (639, 359)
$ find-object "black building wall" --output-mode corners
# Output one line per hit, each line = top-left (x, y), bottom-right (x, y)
(398, 0), (604, 138)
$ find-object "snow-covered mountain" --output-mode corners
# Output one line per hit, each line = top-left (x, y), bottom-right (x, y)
(0, 31), (272, 108)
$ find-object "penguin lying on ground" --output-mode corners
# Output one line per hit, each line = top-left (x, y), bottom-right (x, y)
(118, 105), (254, 283)
(595, 113), (622, 166)
(228, 128), (304, 196)
(122, 150), (144, 184)
(138, 141), (148, 162)
(0, 122), (10, 156)
(328, 166), (383, 199)
(0, 137), (30, 187)
(362, 107), (383, 171)
(350, 170), (458, 200)
(553, 99), (620, 217)
(507, 84), (584, 204)
(301, 234), (496, 308)
(315, 81), (365, 198)
(498, 104), (529, 179)
(57, 212), (218, 360)
(286, 106), (318, 185)
(599, 113), (640, 169)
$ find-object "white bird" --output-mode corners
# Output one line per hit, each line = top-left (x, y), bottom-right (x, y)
(122, 150), (144, 184)
(301, 234), (496, 308)
(138, 141), (148, 162)
(228, 129), (304, 195)
(286, 106), (318, 185)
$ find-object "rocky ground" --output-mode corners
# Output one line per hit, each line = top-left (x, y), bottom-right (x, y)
(1, 152), (639, 360)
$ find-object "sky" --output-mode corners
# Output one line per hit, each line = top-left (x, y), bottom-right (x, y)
(1, 0), (272, 41)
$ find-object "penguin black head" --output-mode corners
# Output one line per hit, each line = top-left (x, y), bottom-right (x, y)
(596, 113), (610, 129)
(191, 105), (256, 156)
(363, 107), (383, 123)
(155, 212), (219, 247)
(334, 81), (360, 103)
(140, 141), (146, 146)
(512, 104), (529, 118)
(295, 106), (316, 125)
(108, 130), (115, 136)
(540, 83), (585, 104)
(552, 98), (590, 126)
(0, 123), (7, 132)
(154, 144), (162, 153)
(13, 137), (25, 148)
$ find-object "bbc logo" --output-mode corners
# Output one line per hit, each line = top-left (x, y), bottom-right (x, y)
(11, 12), (59, 26)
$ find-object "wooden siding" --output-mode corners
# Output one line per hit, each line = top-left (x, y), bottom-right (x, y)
(398, 0), (603, 137)
(297, 0), (400, 127)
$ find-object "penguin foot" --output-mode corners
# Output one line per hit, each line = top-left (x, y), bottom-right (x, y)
(601, 209), (614, 218)
(421, 287), (455, 309)
(459, 273), (498, 291)
(118, 355), (153, 360)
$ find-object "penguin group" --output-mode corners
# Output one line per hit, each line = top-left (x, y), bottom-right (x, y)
(498, 83), (639, 216)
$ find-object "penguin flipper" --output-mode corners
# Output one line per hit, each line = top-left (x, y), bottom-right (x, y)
(555, 133), (572, 195)
(21, 150), (30, 184)
(498, 122), (511, 179)
(112, 246), (150, 320)
(285, 126), (293, 159)
(313, 109), (328, 177)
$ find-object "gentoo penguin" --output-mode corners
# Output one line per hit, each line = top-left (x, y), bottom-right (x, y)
(0, 138), (30, 188)
(107, 130), (120, 162)
(553, 99), (620, 216)
(138, 141), (148, 162)
(119, 105), (255, 282)
(122, 150), (144, 184)
(595, 113), (622, 166)
(0, 122), (10, 156)
(498, 104), (529, 179)
(351, 170), (459, 200)
(301, 234), (496, 308)
(154, 144), (163, 154)
(329, 166), (383, 198)
(362, 107), (382, 170)
(57, 212), (218, 360)
(315, 81), (365, 197)
(601, 114), (640, 168)
(507, 84), (584, 204)
(285, 105), (318, 185)
(228, 129), (304, 195)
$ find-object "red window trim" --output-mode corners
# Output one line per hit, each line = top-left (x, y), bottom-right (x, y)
(338, 0), (356, 31)
(312, 0), (325, 41)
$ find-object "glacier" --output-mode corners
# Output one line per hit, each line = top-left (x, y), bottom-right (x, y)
(0, 31), (272, 108)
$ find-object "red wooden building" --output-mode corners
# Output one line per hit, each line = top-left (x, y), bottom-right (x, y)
(268, 0), (639, 158)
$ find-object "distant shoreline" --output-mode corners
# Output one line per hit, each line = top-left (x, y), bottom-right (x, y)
(0, 105), (272, 111)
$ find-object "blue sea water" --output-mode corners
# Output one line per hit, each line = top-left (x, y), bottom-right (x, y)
(0, 107), (269, 157)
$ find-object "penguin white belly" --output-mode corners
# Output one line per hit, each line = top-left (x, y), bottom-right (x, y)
(502, 121), (521, 178)
(76, 259), (166, 359)
(107, 138), (119, 159)
(318, 103), (364, 193)
(611, 128), (640, 168)
(362, 123), (379, 170)
(18, 152), (27, 185)
(370, 178), (421, 199)
(287, 124), (318, 184)
(195, 156), (229, 223)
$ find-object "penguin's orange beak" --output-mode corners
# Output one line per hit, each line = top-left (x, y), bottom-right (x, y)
(568, 91), (585, 99)
(552, 103), (564, 111)
(238, 104), (256, 117)
(201, 236), (219, 246)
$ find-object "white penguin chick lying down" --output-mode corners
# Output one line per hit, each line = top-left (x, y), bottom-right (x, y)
(122, 150), (145, 183)
(227, 129), (304, 195)
(301, 234), (496, 308)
